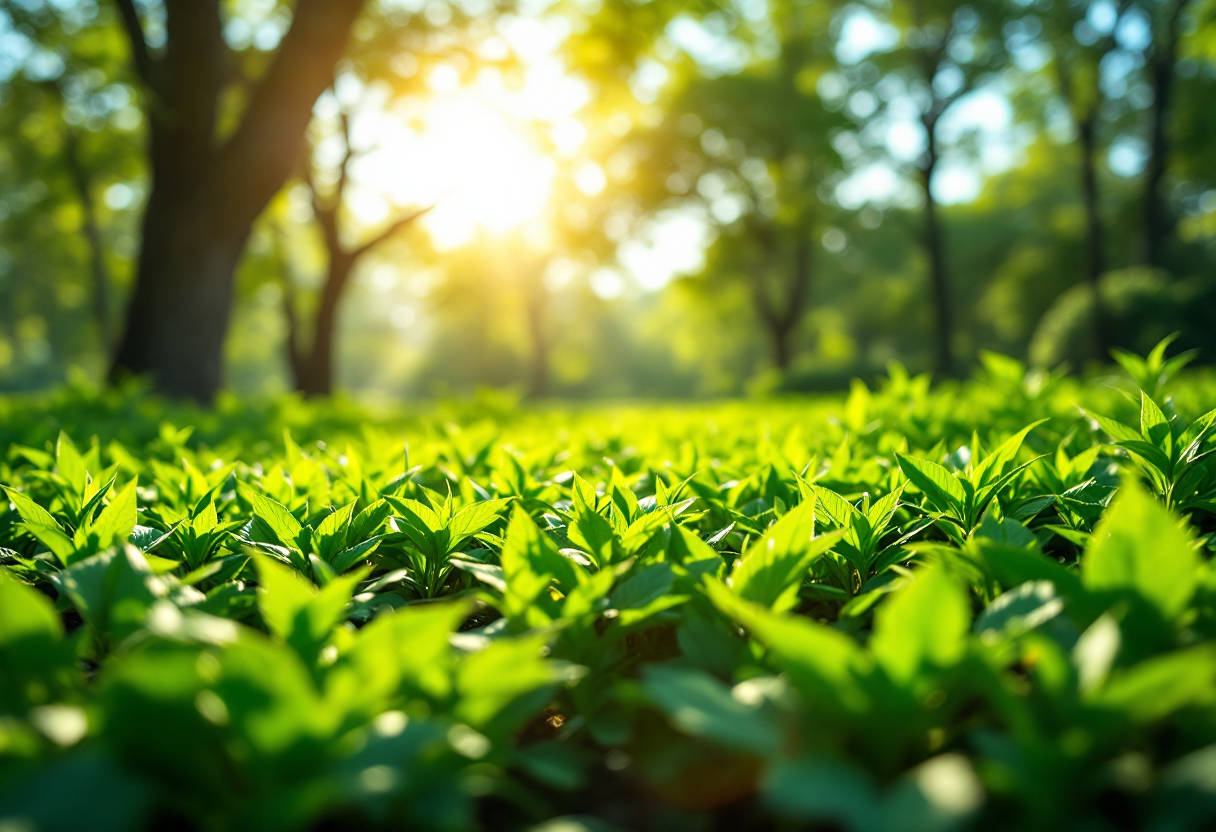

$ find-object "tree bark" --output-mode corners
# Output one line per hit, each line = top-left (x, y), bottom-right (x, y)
(108, 0), (368, 402)
(1078, 116), (1109, 360)
(749, 223), (814, 373)
(293, 255), (353, 397)
(1143, 0), (1191, 270)
(919, 122), (953, 378)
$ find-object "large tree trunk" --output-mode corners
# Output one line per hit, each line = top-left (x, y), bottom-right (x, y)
(1078, 116), (1108, 361)
(112, 187), (247, 400)
(1143, 0), (1190, 270)
(919, 124), (953, 377)
(108, 0), (367, 402)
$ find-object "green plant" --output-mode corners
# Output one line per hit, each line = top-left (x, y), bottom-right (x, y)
(2, 351), (1216, 831)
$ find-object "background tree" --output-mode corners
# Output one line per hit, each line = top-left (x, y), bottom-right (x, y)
(0, 0), (142, 384)
(1136, 0), (1197, 269)
(281, 103), (428, 398)
(107, 0), (369, 402)
(849, 0), (1009, 376)
(1027, 0), (1131, 358)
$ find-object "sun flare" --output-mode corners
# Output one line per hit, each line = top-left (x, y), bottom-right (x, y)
(344, 59), (589, 251)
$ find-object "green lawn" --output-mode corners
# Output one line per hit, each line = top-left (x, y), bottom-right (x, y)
(2, 355), (1216, 831)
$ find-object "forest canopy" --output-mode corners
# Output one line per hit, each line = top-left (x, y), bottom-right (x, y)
(0, 0), (1214, 399)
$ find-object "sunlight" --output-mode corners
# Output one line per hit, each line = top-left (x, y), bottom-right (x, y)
(348, 45), (590, 251)
(353, 93), (554, 249)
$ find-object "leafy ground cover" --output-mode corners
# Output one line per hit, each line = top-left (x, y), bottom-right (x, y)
(3, 349), (1216, 832)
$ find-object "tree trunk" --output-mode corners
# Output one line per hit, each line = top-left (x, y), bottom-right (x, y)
(107, 0), (368, 402)
(768, 322), (794, 372)
(769, 229), (813, 373)
(1078, 116), (1108, 361)
(293, 255), (353, 397)
(920, 126), (953, 377)
(524, 272), (549, 398)
(1143, 0), (1190, 270)
(111, 185), (248, 400)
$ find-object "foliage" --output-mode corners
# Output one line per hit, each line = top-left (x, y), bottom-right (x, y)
(2, 345), (1216, 830)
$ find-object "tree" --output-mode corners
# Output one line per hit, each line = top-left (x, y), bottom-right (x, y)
(1138, 0), (1197, 268)
(852, 0), (1008, 376)
(107, 0), (368, 402)
(280, 106), (428, 397)
(0, 1), (142, 382)
(568, 0), (843, 377)
(1031, 0), (1132, 359)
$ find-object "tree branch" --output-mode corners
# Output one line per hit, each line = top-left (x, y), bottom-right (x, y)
(352, 205), (434, 259)
(112, 0), (157, 90)
(301, 161), (341, 256)
(211, 0), (369, 232)
(335, 107), (354, 212)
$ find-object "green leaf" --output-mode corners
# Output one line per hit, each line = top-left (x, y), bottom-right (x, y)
(446, 498), (512, 549)
(0, 568), (63, 644)
(313, 501), (355, 559)
(641, 665), (784, 756)
(729, 499), (840, 612)
(895, 454), (965, 518)
(52, 548), (160, 646)
(1089, 646), (1216, 721)
(765, 757), (877, 828)
(254, 555), (365, 665)
(1082, 478), (1199, 619)
(809, 484), (863, 528)
(90, 479), (138, 550)
(55, 432), (88, 496)
(1083, 410), (1143, 444)
(337, 600), (467, 708)
(500, 508), (583, 626)
(1139, 391), (1172, 457)
(455, 634), (578, 729)
(864, 487), (904, 535)
(974, 581), (1064, 642)
(566, 508), (615, 568)
(249, 493), (303, 549)
(329, 536), (382, 573)
(706, 579), (867, 714)
(608, 562), (673, 611)
(972, 420), (1046, 488)
(3, 486), (61, 532)
(870, 567), (970, 683)
(349, 498), (391, 542)
(22, 522), (78, 566)
(1116, 440), (1173, 479)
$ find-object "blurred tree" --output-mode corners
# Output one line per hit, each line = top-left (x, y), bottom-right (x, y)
(1138, 0), (1197, 269)
(284, 103), (428, 397)
(270, 2), (510, 397)
(1027, 0), (1130, 358)
(849, 0), (1009, 375)
(655, 8), (845, 375)
(0, 1), (142, 384)
(104, 0), (368, 402)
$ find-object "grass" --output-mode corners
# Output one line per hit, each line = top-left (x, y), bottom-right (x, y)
(2, 349), (1216, 832)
